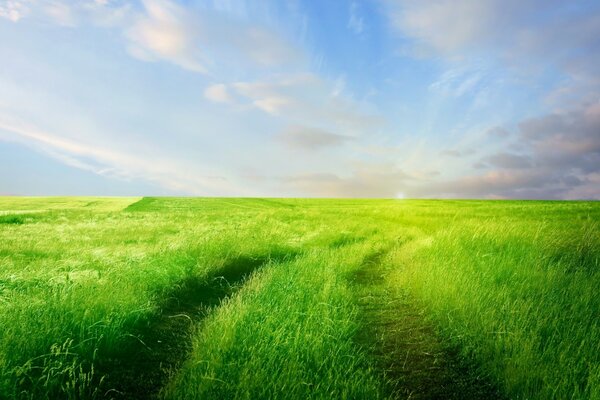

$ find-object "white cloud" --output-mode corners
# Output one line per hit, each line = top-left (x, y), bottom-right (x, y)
(3, 0), (302, 76)
(383, 0), (538, 56)
(127, 0), (208, 73)
(241, 26), (301, 67)
(348, 2), (364, 35)
(276, 125), (351, 150)
(383, 0), (600, 82)
(282, 163), (410, 198)
(126, 0), (302, 75)
(76, 0), (132, 27)
(0, 114), (245, 195)
(252, 96), (292, 115)
(231, 74), (382, 134)
(0, 0), (130, 26)
(428, 65), (486, 97)
(379, 0), (600, 199)
(0, 0), (29, 21)
(406, 101), (600, 199)
(204, 83), (233, 103)
(43, 0), (75, 26)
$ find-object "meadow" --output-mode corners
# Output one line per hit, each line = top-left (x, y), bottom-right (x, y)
(0, 197), (598, 399)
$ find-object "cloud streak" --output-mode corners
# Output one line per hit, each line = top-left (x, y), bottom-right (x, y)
(409, 101), (600, 199)
(204, 83), (234, 103)
(348, 2), (364, 35)
(231, 74), (382, 133)
(127, 0), (208, 73)
(0, 0), (28, 21)
(0, 114), (243, 195)
(276, 125), (352, 151)
(127, 0), (302, 74)
(283, 164), (410, 198)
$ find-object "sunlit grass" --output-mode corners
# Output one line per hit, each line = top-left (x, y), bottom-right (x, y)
(0, 197), (598, 399)
(388, 203), (600, 399)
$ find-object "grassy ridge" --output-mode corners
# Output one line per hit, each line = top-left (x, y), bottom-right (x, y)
(165, 247), (385, 399)
(0, 197), (598, 399)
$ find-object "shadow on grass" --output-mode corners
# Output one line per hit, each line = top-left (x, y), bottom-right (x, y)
(98, 251), (298, 399)
(352, 249), (505, 400)
(0, 215), (25, 224)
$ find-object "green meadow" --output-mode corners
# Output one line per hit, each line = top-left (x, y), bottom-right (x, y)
(0, 197), (598, 399)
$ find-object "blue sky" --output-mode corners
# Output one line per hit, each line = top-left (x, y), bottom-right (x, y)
(1, 0), (599, 198)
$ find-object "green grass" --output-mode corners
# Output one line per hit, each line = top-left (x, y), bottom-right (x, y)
(0, 197), (598, 399)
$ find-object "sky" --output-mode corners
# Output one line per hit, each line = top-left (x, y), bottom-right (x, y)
(0, 0), (599, 199)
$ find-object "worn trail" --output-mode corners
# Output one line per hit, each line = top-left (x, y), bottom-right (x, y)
(97, 254), (294, 399)
(352, 248), (504, 400)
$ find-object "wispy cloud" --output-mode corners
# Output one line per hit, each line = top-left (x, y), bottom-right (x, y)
(1, 0), (598, 199)
(484, 152), (532, 169)
(42, 0), (76, 26)
(230, 74), (382, 134)
(379, 0), (600, 199)
(276, 125), (352, 151)
(204, 83), (234, 103)
(3, 0), (302, 76)
(383, 0), (546, 57)
(0, 0), (131, 26)
(348, 2), (364, 35)
(383, 0), (600, 81)
(410, 101), (600, 199)
(429, 66), (485, 98)
(0, 114), (244, 195)
(282, 163), (410, 198)
(0, 0), (29, 21)
(126, 0), (208, 73)
(126, 0), (303, 74)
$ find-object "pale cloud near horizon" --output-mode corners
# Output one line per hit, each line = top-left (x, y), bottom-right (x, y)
(378, 0), (600, 199)
(276, 125), (352, 151)
(282, 165), (411, 198)
(409, 101), (600, 199)
(0, 114), (246, 195)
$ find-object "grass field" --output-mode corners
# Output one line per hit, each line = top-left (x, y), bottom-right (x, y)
(0, 197), (598, 399)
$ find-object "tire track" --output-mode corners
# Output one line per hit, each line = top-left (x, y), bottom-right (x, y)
(352, 248), (504, 400)
(97, 252), (298, 399)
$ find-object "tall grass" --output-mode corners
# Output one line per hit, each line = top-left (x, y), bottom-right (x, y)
(0, 198), (317, 398)
(164, 246), (387, 399)
(389, 204), (600, 399)
(0, 197), (598, 399)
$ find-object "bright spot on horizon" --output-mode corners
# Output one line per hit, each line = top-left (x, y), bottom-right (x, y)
(0, 0), (598, 199)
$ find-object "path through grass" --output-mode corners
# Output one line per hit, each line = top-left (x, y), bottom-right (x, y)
(0, 197), (598, 399)
(352, 245), (503, 399)
(98, 253), (296, 399)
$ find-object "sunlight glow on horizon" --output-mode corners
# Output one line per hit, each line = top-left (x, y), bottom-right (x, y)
(0, 0), (599, 199)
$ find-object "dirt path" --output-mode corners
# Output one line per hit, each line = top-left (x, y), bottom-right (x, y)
(97, 253), (295, 399)
(96, 244), (502, 399)
(352, 249), (504, 400)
